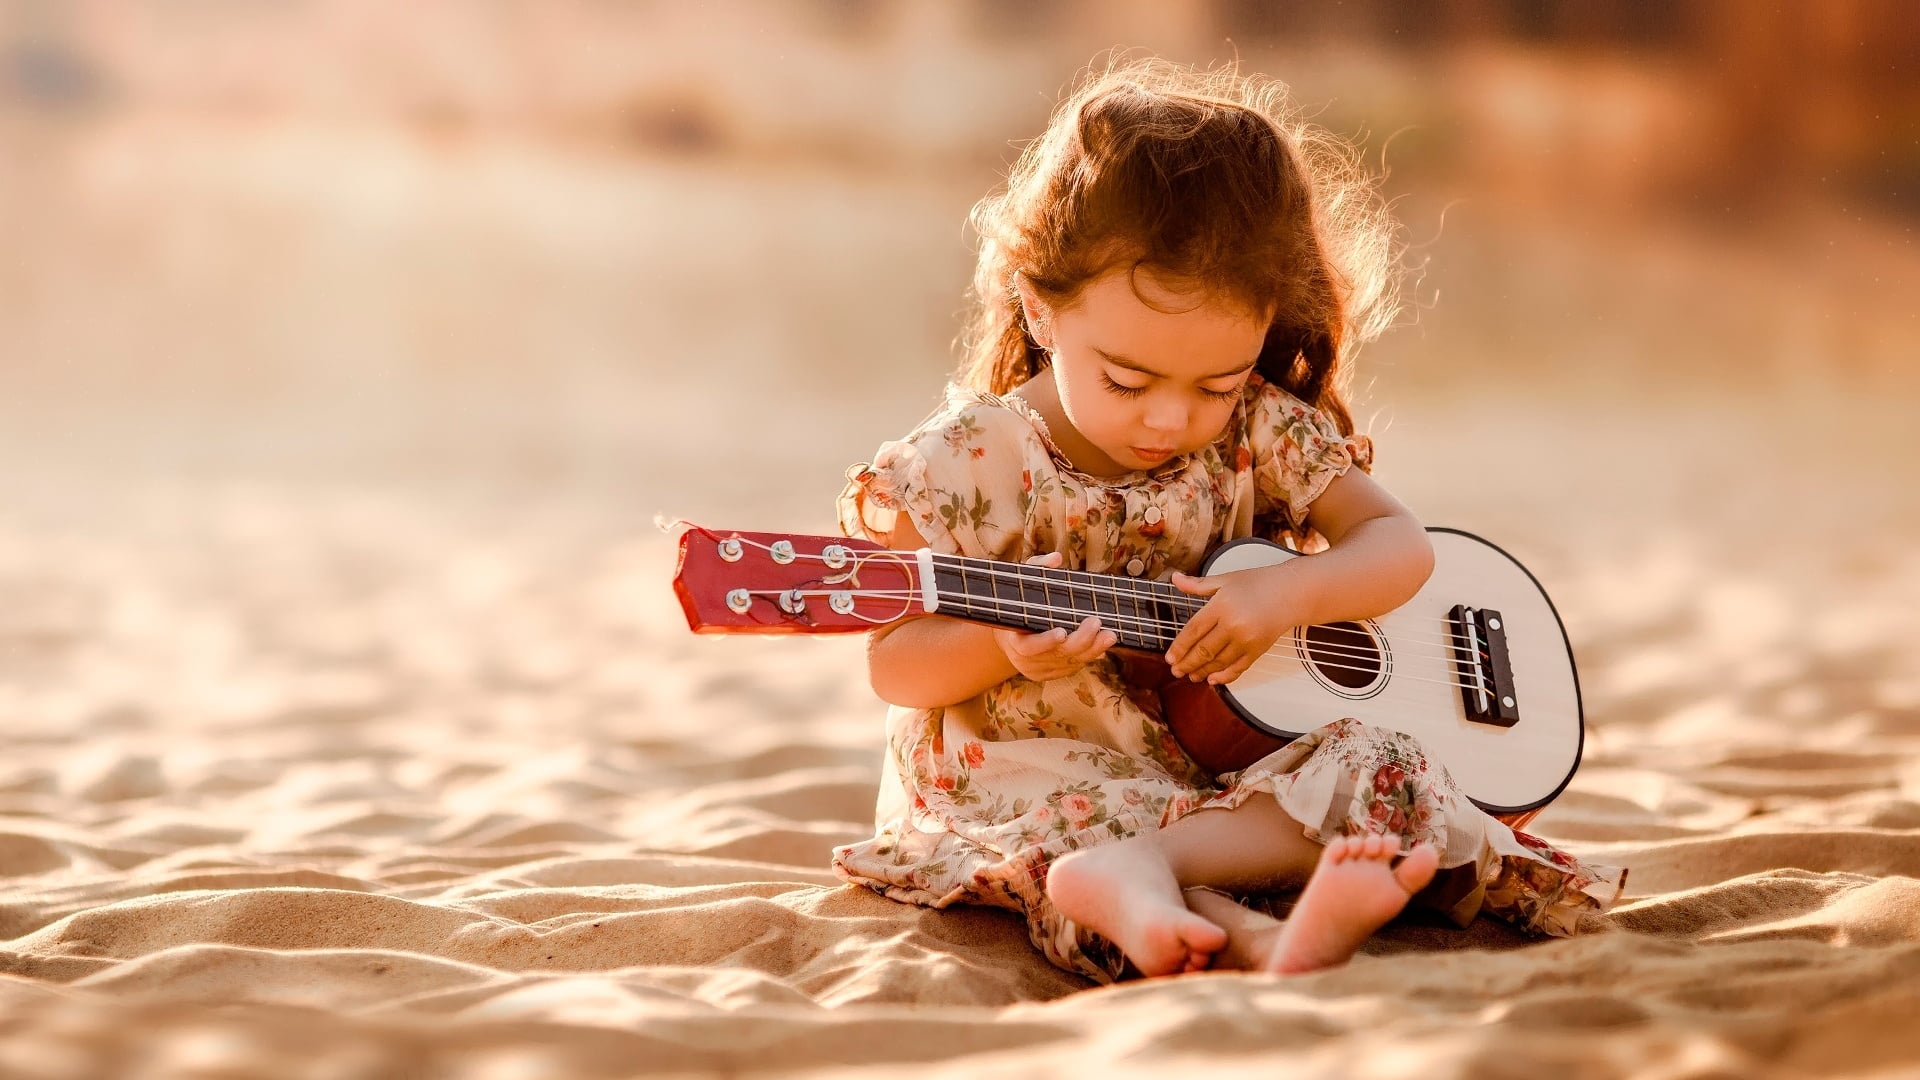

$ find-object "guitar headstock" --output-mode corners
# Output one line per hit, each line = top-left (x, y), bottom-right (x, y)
(671, 526), (922, 634)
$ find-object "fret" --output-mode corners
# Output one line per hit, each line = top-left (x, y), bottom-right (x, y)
(931, 555), (963, 616)
(1042, 563), (1074, 635)
(927, 553), (1194, 648)
(1052, 568), (1078, 631)
(990, 553), (1006, 622)
(1073, 569), (1099, 633)
(997, 559), (1030, 630)
(1091, 570), (1120, 641)
(1143, 578), (1179, 653)
(1117, 572), (1152, 651)
(1138, 574), (1164, 652)
(959, 557), (999, 625)
(1015, 563), (1048, 633)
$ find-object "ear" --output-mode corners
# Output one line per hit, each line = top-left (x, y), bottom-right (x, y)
(1014, 275), (1055, 350)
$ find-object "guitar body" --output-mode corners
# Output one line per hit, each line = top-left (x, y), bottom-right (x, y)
(1148, 530), (1581, 827)
(670, 524), (1582, 828)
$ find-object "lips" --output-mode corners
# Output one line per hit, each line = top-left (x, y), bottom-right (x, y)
(1133, 447), (1176, 461)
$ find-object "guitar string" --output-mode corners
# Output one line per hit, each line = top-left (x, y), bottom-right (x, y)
(929, 554), (1491, 653)
(704, 534), (1485, 654)
(848, 548), (1498, 662)
(731, 552), (1508, 684)
(734, 584), (1507, 695)
(740, 583), (1429, 669)
(926, 550), (1492, 654)
(712, 540), (1514, 691)
(943, 577), (1509, 694)
(809, 543), (1485, 655)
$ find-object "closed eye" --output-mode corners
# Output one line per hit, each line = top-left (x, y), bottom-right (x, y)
(1102, 371), (1246, 403)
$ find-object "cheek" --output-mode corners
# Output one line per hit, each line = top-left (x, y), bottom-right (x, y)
(1199, 399), (1240, 432)
(1177, 400), (1240, 448)
(1056, 375), (1125, 431)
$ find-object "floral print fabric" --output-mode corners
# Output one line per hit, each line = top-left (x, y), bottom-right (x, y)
(832, 375), (1627, 983)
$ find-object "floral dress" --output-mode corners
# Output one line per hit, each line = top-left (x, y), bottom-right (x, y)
(833, 373), (1628, 984)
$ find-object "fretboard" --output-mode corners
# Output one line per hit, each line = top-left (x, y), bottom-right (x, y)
(927, 553), (1203, 653)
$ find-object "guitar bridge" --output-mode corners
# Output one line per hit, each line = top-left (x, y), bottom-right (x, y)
(1448, 604), (1519, 727)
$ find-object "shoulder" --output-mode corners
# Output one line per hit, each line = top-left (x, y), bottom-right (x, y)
(896, 383), (1049, 462)
(1242, 375), (1371, 464)
(1243, 373), (1322, 431)
(841, 384), (1044, 558)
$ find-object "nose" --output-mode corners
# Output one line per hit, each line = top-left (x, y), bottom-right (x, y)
(1142, 394), (1188, 437)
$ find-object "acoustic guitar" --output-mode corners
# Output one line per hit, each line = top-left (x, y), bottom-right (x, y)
(670, 524), (1582, 828)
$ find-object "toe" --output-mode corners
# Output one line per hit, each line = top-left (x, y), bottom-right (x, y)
(1185, 916), (1229, 953)
(1393, 843), (1441, 893)
(1361, 833), (1389, 859)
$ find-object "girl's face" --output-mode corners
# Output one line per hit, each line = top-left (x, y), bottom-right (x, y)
(1022, 266), (1268, 475)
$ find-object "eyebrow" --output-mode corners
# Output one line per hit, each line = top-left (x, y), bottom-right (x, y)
(1094, 347), (1257, 382)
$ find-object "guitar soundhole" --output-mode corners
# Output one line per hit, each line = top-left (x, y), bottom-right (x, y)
(1301, 621), (1384, 691)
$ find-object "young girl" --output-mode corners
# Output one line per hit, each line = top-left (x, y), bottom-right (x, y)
(832, 60), (1626, 983)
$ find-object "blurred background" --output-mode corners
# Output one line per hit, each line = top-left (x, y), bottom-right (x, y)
(1, 0), (1914, 510)
(0, 1), (1916, 735)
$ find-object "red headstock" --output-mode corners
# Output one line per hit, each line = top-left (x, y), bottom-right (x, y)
(671, 526), (924, 634)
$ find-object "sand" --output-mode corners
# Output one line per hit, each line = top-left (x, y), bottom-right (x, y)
(2, 372), (1918, 1079)
(2, 113), (1920, 1079)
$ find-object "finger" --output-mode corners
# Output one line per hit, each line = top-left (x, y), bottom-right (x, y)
(1170, 640), (1213, 680)
(1009, 626), (1069, 656)
(1165, 611), (1213, 674)
(1183, 626), (1240, 681)
(1059, 615), (1102, 655)
(1076, 628), (1119, 662)
(1198, 647), (1245, 684)
(1207, 650), (1257, 685)
(1169, 571), (1221, 598)
(1024, 551), (1065, 567)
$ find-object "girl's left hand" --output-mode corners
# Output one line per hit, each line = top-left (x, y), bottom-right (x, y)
(1164, 565), (1298, 685)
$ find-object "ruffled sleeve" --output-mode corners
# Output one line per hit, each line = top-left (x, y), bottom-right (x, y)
(837, 387), (1036, 562)
(1246, 378), (1375, 547)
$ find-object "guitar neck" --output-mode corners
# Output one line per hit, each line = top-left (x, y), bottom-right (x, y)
(925, 553), (1200, 652)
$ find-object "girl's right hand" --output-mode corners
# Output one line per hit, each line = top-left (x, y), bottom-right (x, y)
(992, 552), (1118, 682)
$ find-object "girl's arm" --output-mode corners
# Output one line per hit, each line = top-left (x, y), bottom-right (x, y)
(864, 521), (1114, 709)
(1165, 467), (1435, 684)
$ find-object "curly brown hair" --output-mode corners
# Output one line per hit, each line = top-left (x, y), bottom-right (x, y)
(958, 57), (1404, 444)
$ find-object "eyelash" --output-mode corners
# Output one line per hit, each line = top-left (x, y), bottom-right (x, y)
(1100, 373), (1243, 403)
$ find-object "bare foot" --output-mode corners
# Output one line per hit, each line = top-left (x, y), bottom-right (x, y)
(1046, 838), (1229, 977)
(1257, 833), (1440, 975)
(1181, 886), (1286, 972)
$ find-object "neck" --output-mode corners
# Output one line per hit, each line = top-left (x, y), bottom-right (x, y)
(1010, 375), (1132, 477)
(925, 552), (1200, 652)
